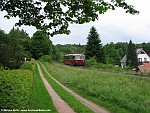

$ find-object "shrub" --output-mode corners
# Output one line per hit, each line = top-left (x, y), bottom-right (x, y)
(40, 55), (52, 63)
(86, 57), (97, 67)
(0, 70), (33, 109)
(0, 65), (4, 71)
(21, 58), (35, 71)
(0, 59), (35, 110)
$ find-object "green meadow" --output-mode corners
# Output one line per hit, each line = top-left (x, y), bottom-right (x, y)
(43, 62), (150, 113)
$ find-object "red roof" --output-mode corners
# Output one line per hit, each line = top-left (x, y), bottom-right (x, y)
(143, 63), (150, 66)
(137, 66), (150, 72)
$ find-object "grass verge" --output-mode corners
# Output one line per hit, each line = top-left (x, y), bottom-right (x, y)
(27, 63), (57, 113)
(37, 61), (94, 113)
(42, 62), (150, 113)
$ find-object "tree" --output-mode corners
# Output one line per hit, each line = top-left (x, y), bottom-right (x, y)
(116, 42), (128, 58)
(0, 30), (13, 68)
(0, 0), (139, 36)
(7, 28), (31, 68)
(30, 31), (53, 59)
(0, 29), (8, 44)
(85, 26), (103, 62)
(0, 28), (31, 69)
(126, 40), (138, 68)
(103, 42), (120, 65)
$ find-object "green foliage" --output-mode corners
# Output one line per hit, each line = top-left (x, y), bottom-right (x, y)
(30, 31), (53, 59)
(0, 59), (35, 110)
(127, 40), (138, 68)
(116, 42), (128, 58)
(103, 42), (121, 65)
(0, 65), (4, 71)
(21, 59), (35, 71)
(0, 0), (139, 36)
(0, 29), (8, 44)
(0, 70), (33, 110)
(0, 28), (31, 69)
(40, 55), (52, 63)
(44, 62), (150, 113)
(86, 59), (124, 72)
(85, 57), (97, 66)
(85, 26), (104, 63)
(85, 58), (136, 74)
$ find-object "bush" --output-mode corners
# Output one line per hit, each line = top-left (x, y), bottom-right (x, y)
(86, 57), (97, 67)
(86, 58), (126, 73)
(40, 55), (52, 63)
(0, 70), (33, 110)
(0, 59), (35, 110)
(0, 65), (4, 71)
(21, 59), (35, 71)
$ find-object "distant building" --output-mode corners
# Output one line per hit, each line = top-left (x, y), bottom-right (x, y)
(120, 48), (150, 68)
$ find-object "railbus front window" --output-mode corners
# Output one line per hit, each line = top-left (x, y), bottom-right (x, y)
(75, 56), (80, 60)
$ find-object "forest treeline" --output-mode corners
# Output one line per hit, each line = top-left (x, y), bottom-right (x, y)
(0, 28), (150, 69)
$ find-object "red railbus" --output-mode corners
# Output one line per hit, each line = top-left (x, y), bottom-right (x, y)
(64, 54), (85, 66)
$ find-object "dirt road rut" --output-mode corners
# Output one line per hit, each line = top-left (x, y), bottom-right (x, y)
(37, 62), (75, 113)
(38, 62), (110, 113)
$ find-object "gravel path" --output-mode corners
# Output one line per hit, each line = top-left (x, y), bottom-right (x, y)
(36, 62), (75, 113)
(39, 62), (110, 113)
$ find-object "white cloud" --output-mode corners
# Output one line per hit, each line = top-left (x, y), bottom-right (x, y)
(0, 11), (36, 37)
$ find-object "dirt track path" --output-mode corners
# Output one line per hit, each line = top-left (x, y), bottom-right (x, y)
(39, 62), (110, 113)
(36, 62), (75, 113)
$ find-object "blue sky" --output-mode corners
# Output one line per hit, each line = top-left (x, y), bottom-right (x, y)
(0, 0), (150, 45)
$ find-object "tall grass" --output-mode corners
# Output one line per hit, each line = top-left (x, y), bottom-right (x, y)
(43, 62), (150, 113)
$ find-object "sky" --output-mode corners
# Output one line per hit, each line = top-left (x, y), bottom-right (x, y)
(0, 0), (150, 45)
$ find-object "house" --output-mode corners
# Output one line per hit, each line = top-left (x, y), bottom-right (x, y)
(136, 63), (150, 72)
(120, 48), (150, 68)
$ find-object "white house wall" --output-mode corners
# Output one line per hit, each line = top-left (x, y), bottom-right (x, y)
(138, 54), (150, 62)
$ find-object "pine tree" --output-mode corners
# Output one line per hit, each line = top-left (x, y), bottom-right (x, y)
(85, 26), (104, 63)
(126, 40), (138, 68)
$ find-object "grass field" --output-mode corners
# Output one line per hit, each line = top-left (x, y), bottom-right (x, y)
(43, 62), (150, 113)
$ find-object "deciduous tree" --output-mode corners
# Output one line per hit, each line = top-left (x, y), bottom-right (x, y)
(0, 0), (139, 36)
(30, 31), (53, 59)
(103, 42), (120, 65)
